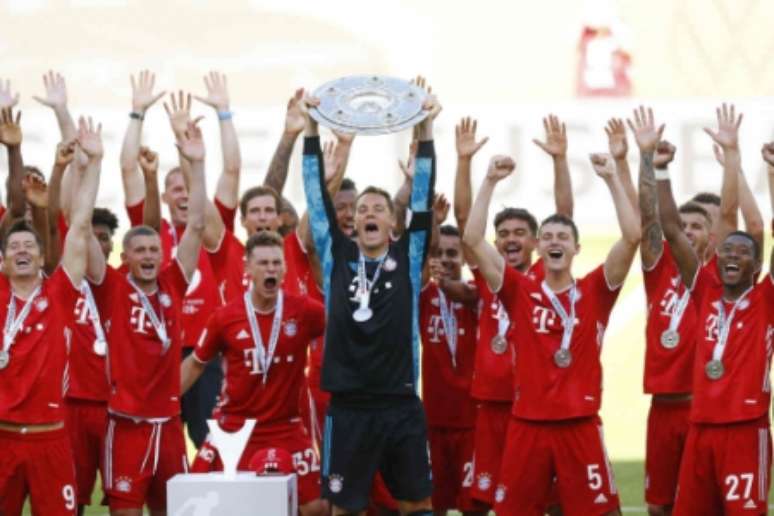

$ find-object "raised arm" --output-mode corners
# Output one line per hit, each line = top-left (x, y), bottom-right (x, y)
(761, 143), (774, 277)
(46, 141), (76, 271)
(714, 144), (764, 262)
(194, 71), (242, 209)
(63, 118), (102, 286)
(704, 103), (742, 248)
(164, 92), (226, 252)
(454, 117), (488, 232)
(174, 120), (207, 282)
(263, 89), (305, 195)
(462, 156), (514, 292)
(138, 147), (161, 232)
(628, 106), (665, 269)
(589, 153), (641, 287)
(22, 174), (52, 274)
(393, 141), (416, 237)
(605, 118), (639, 216)
(533, 114), (573, 217)
(0, 108), (25, 228)
(120, 70), (165, 207)
(33, 71), (77, 220)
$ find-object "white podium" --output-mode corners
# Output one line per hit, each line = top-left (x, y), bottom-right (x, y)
(167, 472), (297, 516)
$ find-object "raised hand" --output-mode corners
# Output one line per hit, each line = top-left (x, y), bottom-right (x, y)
(703, 103), (742, 150)
(413, 76), (442, 137)
(22, 174), (48, 208)
(333, 129), (356, 146)
(0, 79), (19, 109)
(176, 118), (206, 162)
(138, 146), (159, 175)
(433, 193), (450, 224)
(626, 105), (664, 153)
(322, 141), (340, 182)
(299, 93), (321, 132)
(589, 153), (615, 179)
(0, 108), (22, 147)
(428, 256), (445, 281)
(130, 70), (165, 114)
(532, 114), (567, 157)
(163, 90), (192, 138)
(761, 142), (774, 167)
(456, 117), (488, 158)
(654, 140), (677, 169)
(194, 71), (230, 112)
(398, 141), (418, 181)
(76, 116), (103, 160)
(604, 118), (628, 160)
(284, 88), (306, 135)
(33, 70), (67, 110)
(54, 140), (77, 168)
(486, 155), (516, 182)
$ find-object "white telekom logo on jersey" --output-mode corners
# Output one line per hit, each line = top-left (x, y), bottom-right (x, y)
(73, 296), (91, 326)
(532, 306), (558, 334)
(129, 306), (151, 335)
(659, 276), (682, 317)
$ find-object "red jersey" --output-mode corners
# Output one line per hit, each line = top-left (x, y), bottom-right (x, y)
(642, 243), (700, 394)
(470, 260), (545, 402)
(689, 271), (774, 424)
(498, 264), (621, 420)
(91, 263), (189, 419)
(126, 201), (219, 347)
(193, 292), (325, 425)
(66, 269), (113, 402)
(0, 267), (80, 424)
(208, 231), (319, 305)
(420, 282), (478, 428)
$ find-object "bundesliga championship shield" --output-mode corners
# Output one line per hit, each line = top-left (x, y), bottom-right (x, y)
(310, 75), (429, 135)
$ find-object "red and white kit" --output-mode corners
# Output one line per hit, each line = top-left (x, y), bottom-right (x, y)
(641, 243), (699, 505)
(420, 281), (478, 512)
(469, 260), (543, 505)
(90, 262), (190, 511)
(64, 265), (114, 506)
(190, 290), (325, 504)
(494, 264), (621, 516)
(0, 268), (81, 516)
(673, 271), (774, 515)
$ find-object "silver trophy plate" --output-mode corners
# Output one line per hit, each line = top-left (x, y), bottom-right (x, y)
(310, 75), (429, 135)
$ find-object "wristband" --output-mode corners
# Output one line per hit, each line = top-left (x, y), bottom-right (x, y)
(217, 111), (233, 121)
(654, 168), (670, 181)
(129, 111), (144, 121)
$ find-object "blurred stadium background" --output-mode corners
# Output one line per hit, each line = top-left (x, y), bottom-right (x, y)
(4, 0), (773, 513)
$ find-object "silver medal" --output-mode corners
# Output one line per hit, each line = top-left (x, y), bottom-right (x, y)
(490, 334), (508, 355)
(353, 307), (373, 323)
(705, 359), (724, 380)
(93, 339), (107, 356)
(554, 348), (572, 368)
(660, 330), (680, 349)
(0, 349), (8, 370)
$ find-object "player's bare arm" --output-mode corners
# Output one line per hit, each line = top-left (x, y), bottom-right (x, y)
(590, 152), (641, 288)
(33, 71), (77, 221)
(629, 106), (665, 269)
(263, 88), (305, 195)
(534, 113), (574, 218)
(63, 117), (102, 286)
(462, 156), (513, 293)
(22, 173), (52, 274)
(714, 141), (765, 263)
(45, 140), (76, 272)
(704, 103), (742, 248)
(606, 117), (639, 217)
(0, 107), (25, 231)
(163, 91), (227, 252)
(138, 146), (161, 232)
(119, 70), (165, 207)
(175, 119), (208, 282)
(454, 116), (489, 234)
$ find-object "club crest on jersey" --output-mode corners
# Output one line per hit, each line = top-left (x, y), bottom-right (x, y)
(115, 476), (132, 493)
(328, 474), (344, 493)
(159, 293), (172, 308)
(284, 320), (297, 337)
(477, 473), (492, 491)
(494, 485), (506, 503)
(34, 297), (48, 312)
(383, 257), (397, 272)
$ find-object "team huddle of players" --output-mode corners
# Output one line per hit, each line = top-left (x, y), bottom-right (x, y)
(0, 70), (771, 516)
